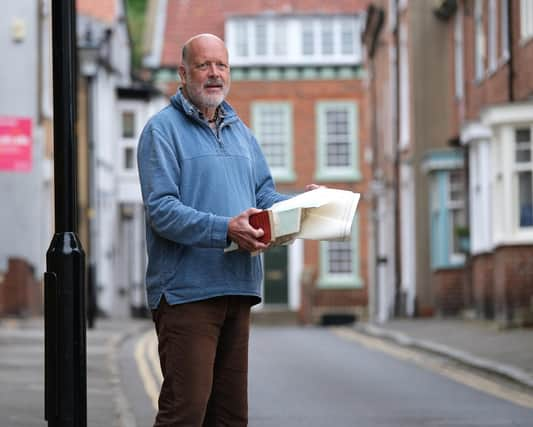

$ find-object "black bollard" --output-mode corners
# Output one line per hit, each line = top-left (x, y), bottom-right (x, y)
(44, 0), (87, 426)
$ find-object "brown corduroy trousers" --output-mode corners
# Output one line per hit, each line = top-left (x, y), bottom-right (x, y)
(152, 295), (252, 427)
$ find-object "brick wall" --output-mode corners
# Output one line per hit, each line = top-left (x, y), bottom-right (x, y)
(470, 253), (495, 318)
(231, 78), (370, 317)
(434, 267), (464, 316)
(0, 258), (43, 317)
(461, 0), (533, 122)
(493, 245), (533, 325)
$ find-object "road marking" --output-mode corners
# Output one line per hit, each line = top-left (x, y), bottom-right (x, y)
(134, 329), (161, 410)
(333, 327), (533, 409)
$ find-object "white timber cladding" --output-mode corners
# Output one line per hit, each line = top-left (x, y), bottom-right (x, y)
(117, 100), (145, 203)
(399, 21), (410, 150)
(520, 0), (533, 41)
(488, 0), (497, 73)
(225, 15), (363, 66)
(469, 140), (493, 255)
(400, 164), (415, 316)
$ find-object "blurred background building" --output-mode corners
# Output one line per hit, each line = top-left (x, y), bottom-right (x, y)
(142, 0), (371, 325)
(0, 0), (532, 328)
(363, 0), (533, 326)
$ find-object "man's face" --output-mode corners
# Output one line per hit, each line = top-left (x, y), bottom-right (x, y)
(179, 37), (231, 111)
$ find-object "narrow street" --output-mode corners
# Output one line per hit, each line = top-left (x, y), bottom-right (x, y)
(122, 325), (533, 427)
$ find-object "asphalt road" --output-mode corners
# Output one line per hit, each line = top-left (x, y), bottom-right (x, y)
(122, 325), (533, 427)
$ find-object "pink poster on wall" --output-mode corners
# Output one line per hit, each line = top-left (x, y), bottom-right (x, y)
(0, 117), (32, 172)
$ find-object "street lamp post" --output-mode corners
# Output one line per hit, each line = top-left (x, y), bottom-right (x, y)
(44, 1), (87, 426)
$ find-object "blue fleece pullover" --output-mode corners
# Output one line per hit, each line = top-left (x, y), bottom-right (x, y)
(137, 91), (287, 309)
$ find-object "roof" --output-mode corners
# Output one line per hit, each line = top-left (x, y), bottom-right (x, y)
(77, 0), (117, 24)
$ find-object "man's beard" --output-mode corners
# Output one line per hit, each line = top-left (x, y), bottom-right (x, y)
(186, 77), (230, 110)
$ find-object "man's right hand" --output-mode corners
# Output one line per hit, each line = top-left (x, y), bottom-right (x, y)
(227, 208), (270, 253)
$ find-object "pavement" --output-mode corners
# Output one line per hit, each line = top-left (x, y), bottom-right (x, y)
(0, 315), (151, 427)
(0, 315), (532, 426)
(356, 318), (533, 390)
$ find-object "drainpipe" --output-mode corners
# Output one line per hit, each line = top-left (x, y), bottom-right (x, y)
(393, 0), (403, 317)
(365, 5), (385, 321)
(507, 0), (514, 102)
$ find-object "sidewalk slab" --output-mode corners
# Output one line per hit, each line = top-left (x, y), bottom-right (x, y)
(0, 316), (151, 427)
(356, 319), (533, 389)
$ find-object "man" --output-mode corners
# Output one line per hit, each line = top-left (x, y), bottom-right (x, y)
(138, 33), (317, 426)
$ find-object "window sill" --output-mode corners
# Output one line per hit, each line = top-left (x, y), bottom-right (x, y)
(314, 169), (361, 183)
(272, 170), (297, 184)
(317, 275), (362, 289)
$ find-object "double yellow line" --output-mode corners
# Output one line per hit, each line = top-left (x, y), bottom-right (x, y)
(134, 329), (162, 410)
(333, 327), (533, 409)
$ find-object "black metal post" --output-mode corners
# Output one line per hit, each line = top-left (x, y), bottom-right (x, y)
(45, 0), (87, 426)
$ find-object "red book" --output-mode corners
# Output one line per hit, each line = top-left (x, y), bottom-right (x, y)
(249, 210), (273, 244)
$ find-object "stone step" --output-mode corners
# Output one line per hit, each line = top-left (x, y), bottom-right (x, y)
(251, 308), (300, 326)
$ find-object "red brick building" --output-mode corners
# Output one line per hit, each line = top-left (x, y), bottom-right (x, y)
(452, 0), (533, 326)
(363, 0), (533, 326)
(143, 0), (370, 323)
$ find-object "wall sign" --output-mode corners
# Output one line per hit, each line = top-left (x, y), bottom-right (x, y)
(0, 117), (32, 172)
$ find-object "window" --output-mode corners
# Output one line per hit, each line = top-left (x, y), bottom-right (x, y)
(328, 241), (353, 274)
(302, 20), (315, 55)
(447, 170), (466, 261)
(273, 21), (287, 56)
(318, 217), (361, 288)
(252, 102), (295, 182)
(122, 111), (135, 138)
(124, 147), (135, 170)
(515, 127), (533, 227)
(226, 15), (362, 66)
(235, 21), (249, 57)
(520, 0), (533, 41)
(488, 0), (497, 72)
(315, 101), (360, 182)
(321, 20), (334, 55)
(255, 21), (267, 56)
(340, 19), (355, 55)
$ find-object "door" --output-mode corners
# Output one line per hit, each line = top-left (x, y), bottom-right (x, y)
(263, 245), (288, 305)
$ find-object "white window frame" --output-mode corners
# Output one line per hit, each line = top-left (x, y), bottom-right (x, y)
(520, 0), (533, 42)
(315, 101), (360, 182)
(513, 126), (533, 229)
(302, 19), (315, 56)
(225, 15), (362, 66)
(254, 20), (268, 56)
(318, 216), (362, 289)
(480, 104), (533, 245)
(234, 20), (249, 57)
(119, 108), (138, 173)
(469, 140), (493, 254)
(501, 0), (510, 61)
(251, 102), (295, 183)
(488, 0), (497, 73)
(447, 170), (466, 264)
(399, 23), (410, 149)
